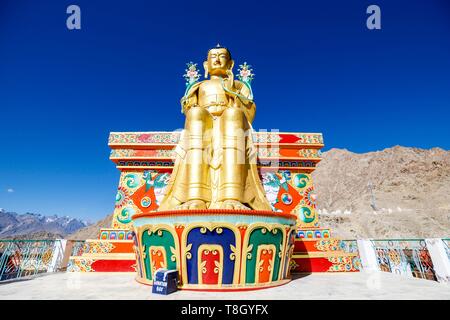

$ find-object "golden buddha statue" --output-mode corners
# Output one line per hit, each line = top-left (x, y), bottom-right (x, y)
(158, 46), (271, 211)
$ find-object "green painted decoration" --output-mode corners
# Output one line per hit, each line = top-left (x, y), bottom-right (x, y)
(141, 229), (177, 280)
(245, 227), (283, 284)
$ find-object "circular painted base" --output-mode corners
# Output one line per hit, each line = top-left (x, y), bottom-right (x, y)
(132, 209), (297, 291)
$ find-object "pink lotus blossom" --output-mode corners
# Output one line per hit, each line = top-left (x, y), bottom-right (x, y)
(187, 70), (198, 78)
(240, 69), (251, 77)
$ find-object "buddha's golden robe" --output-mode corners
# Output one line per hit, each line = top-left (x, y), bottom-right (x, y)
(158, 78), (271, 211)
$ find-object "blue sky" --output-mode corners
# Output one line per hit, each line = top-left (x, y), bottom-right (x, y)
(0, 0), (449, 221)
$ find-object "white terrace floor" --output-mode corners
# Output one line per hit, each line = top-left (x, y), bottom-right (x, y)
(0, 272), (449, 300)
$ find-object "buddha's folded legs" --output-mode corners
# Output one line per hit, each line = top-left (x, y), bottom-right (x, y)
(184, 107), (213, 202)
(218, 108), (247, 203)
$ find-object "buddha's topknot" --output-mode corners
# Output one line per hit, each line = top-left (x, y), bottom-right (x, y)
(207, 44), (232, 60)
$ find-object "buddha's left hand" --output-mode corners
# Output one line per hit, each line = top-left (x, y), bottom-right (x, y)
(224, 70), (234, 90)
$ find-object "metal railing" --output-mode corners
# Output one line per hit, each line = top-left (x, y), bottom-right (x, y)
(370, 239), (437, 281)
(0, 240), (65, 282)
(443, 239), (450, 261)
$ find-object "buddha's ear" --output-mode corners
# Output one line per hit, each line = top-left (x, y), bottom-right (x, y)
(229, 59), (235, 71)
(203, 61), (208, 78)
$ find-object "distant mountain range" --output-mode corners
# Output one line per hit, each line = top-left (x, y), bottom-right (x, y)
(0, 209), (91, 238)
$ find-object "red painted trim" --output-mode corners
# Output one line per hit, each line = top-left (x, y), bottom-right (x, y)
(176, 226), (184, 284)
(118, 167), (317, 173)
(110, 156), (322, 162)
(132, 209), (297, 221)
(238, 226), (247, 284)
(91, 259), (136, 272)
(290, 257), (360, 273)
(109, 143), (324, 149)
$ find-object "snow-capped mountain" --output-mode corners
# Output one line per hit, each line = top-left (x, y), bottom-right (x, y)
(0, 210), (91, 238)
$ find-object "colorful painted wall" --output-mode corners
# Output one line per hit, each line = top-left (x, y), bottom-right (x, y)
(108, 131), (324, 230)
(261, 172), (319, 228)
(112, 170), (170, 229)
(111, 170), (320, 230)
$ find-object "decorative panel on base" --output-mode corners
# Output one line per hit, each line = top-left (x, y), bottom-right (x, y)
(67, 239), (136, 272)
(132, 209), (297, 291)
(68, 256), (136, 272)
(291, 238), (361, 273)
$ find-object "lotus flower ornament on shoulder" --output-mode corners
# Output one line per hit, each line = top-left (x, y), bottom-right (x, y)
(237, 62), (254, 100)
(183, 62), (200, 86)
(237, 62), (254, 83)
(181, 62), (201, 111)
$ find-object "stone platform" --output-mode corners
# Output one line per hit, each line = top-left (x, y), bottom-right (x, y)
(0, 272), (448, 300)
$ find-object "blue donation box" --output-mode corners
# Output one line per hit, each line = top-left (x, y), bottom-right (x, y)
(152, 268), (179, 295)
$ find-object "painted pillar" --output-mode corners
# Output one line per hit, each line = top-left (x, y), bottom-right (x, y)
(425, 238), (450, 284)
(356, 239), (379, 272)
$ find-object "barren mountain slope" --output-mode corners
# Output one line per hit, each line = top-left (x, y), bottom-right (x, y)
(66, 213), (113, 240)
(313, 146), (450, 239)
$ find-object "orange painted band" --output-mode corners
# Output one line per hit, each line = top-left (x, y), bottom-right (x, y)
(132, 209), (297, 221)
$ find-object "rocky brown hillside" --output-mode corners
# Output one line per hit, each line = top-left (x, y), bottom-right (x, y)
(314, 146), (450, 239)
(66, 213), (113, 240)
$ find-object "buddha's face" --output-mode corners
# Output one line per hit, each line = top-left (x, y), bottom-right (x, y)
(206, 48), (233, 77)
